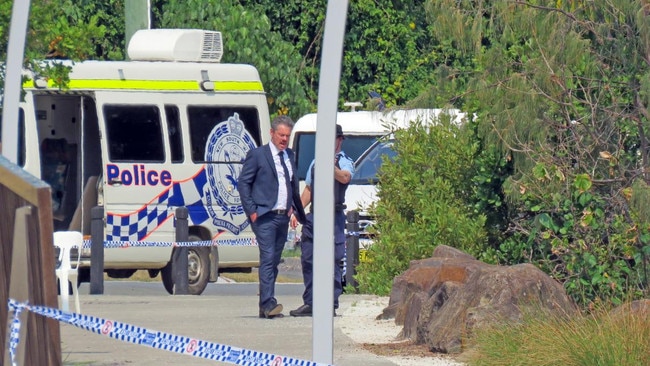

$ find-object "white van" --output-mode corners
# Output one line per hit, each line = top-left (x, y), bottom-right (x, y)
(348, 108), (469, 251)
(290, 110), (386, 187)
(289, 108), (467, 266)
(290, 108), (466, 212)
(14, 29), (270, 295)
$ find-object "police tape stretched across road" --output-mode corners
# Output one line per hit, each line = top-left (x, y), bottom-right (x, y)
(7, 299), (330, 366)
(81, 238), (257, 249)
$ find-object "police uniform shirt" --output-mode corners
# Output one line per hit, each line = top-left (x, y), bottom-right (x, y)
(305, 151), (355, 189)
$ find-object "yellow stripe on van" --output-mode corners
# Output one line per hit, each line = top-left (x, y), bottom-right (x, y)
(23, 79), (264, 92)
(69, 79), (197, 90)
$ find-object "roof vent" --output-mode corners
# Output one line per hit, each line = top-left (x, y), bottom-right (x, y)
(127, 29), (223, 63)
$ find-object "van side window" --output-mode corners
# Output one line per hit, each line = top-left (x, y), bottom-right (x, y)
(187, 106), (261, 163)
(165, 105), (183, 163)
(104, 105), (164, 162)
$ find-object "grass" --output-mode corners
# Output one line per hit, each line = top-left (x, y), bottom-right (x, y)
(462, 306), (650, 366)
(281, 247), (302, 257)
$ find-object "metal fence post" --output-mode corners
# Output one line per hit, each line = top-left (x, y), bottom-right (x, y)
(90, 206), (104, 295)
(345, 210), (359, 292)
(174, 207), (189, 295)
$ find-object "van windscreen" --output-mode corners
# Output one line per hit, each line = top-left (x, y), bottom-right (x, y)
(294, 133), (378, 181)
(351, 140), (396, 185)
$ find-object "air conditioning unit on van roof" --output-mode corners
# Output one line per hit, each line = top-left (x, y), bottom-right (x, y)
(127, 29), (223, 63)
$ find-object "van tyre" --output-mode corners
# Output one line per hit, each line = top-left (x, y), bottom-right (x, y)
(160, 236), (211, 295)
(187, 246), (210, 295)
(161, 262), (174, 295)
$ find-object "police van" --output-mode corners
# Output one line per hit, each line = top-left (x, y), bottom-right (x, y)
(15, 29), (270, 295)
(289, 107), (466, 269)
(290, 108), (465, 212)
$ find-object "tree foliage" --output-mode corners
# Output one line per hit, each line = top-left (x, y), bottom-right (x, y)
(3, 0), (648, 308)
(238, 0), (441, 109)
(0, 0), (111, 91)
(2, 0), (312, 120)
(413, 0), (650, 307)
(151, 0), (311, 119)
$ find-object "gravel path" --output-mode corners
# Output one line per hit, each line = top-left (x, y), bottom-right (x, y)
(280, 257), (466, 365)
(338, 295), (466, 366)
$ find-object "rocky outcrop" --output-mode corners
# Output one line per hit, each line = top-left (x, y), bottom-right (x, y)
(610, 299), (650, 319)
(380, 245), (578, 353)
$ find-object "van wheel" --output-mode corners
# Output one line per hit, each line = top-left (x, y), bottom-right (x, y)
(160, 236), (210, 295)
(187, 246), (209, 295)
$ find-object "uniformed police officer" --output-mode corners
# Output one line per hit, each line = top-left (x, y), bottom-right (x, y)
(289, 124), (355, 317)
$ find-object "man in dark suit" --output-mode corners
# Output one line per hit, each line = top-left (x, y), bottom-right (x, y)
(238, 115), (306, 319)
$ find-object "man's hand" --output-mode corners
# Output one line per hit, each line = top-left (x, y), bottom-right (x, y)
(250, 212), (258, 223)
(290, 214), (299, 228)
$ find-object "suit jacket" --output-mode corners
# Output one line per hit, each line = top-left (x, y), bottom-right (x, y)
(238, 144), (307, 224)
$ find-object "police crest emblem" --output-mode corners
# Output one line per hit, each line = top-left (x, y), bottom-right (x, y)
(204, 113), (257, 234)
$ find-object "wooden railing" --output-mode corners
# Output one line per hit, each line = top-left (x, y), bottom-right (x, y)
(1, 155), (62, 365)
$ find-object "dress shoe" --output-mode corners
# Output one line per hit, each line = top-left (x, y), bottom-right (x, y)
(289, 304), (312, 317)
(259, 303), (283, 319)
(259, 311), (284, 319)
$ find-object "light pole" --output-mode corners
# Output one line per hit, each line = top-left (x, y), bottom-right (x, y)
(1, 1), (31, 163)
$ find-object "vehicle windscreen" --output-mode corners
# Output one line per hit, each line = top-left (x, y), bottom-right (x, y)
(351, 140), (396, 185)
(294, 134), (378, 181)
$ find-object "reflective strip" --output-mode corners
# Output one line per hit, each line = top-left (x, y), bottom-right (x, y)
(23, 79), (264, 92)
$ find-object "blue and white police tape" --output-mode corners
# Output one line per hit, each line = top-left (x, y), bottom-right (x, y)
(7, 299), (330, 366)
(81, 239), (255, 249)
(7, 299), (24, 366)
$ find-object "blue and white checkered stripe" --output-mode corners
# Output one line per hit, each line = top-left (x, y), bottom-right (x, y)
(7, 299), (330, 366)
(106, 190), (174, 242)
(106, 168), (212, 242)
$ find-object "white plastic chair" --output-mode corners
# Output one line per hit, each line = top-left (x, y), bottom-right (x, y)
(53, 231), (82, 313)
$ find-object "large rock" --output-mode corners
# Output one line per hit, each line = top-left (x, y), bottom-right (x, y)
(380, 245), (578, 353)
(610, 299), (650, 319)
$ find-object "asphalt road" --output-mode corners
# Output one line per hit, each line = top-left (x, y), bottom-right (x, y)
(57, 281), (399, 366)
(79, 279), (304, 297)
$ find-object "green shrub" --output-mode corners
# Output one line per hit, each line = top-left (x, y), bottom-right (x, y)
(355, 113), (486, 295)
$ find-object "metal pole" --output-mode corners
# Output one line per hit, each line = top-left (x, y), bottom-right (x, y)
(173, 207), (189, 295)
(90, 206), (104, 294)
(124, 0), (151, 60)
(313, 0), (349, 363)
(345, 210), (359, 291)
(1, 1), (31, 163)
